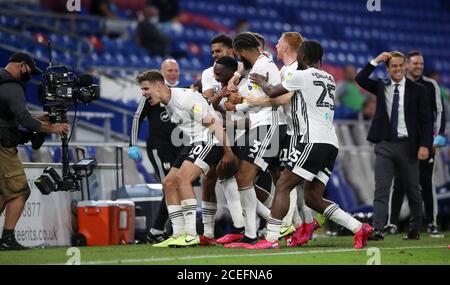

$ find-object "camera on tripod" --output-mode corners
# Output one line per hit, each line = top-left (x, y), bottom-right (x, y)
(34, 41), (100, 195)
(39, 65), (100, 120)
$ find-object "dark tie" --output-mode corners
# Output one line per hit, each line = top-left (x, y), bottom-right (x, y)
(390, 84), (399, 142)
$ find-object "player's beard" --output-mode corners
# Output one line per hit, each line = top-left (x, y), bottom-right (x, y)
(242, 57), (253, 70)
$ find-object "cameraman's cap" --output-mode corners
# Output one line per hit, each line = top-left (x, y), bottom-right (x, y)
(9, 52), (42, 75)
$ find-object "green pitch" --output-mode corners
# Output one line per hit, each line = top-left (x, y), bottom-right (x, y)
(0, 233), (448, 265)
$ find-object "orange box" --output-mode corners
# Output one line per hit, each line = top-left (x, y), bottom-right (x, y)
(77, 200), (135, 246)
(110, 200), (135, 245)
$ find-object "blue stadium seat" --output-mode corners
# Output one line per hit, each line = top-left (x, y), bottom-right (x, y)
(326, 160), (373, 213)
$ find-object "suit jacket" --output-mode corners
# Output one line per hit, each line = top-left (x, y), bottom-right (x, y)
(355, 63), (433, 158)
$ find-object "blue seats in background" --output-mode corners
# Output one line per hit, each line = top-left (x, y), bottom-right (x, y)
(1, 0), (448, 89)
(326, 160), (373, 213)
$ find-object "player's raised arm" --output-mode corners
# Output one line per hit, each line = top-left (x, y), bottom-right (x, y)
(201, 112), (234, 168)
(249, 73), (289, 98)
(246, 92), (294, 107)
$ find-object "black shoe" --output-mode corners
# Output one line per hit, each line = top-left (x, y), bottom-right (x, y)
(427, 224), (439, 235)
(230, 226), (245, 235)
(144, 232), (167, 244)
(0, 235), (29, 250)
(403, 231), (420, 240)
(368, 229), (384, 241)
(237, 235), (258, 244)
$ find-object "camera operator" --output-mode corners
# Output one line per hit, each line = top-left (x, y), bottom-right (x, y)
(0, 52), (69, 250)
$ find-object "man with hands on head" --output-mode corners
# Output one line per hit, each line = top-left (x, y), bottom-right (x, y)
(387, 50), (446, 235)
(355, 51), (432, 241)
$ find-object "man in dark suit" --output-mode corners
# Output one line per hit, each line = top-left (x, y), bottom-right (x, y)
(355, 51), (433, 240)
(387, 51), (446, 236)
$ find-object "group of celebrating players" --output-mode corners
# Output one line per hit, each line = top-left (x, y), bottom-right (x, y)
(128, 31), (373, 250)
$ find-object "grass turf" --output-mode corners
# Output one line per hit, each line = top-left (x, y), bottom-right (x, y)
(0, 233), (448, 265)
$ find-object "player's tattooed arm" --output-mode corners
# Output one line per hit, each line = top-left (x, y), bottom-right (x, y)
(249, 73), (289, 98)
(202, 113), (234, 167)
(223, 92), (243, 112)
(246, 92), (294, 107)
(209, 86), (231, 110)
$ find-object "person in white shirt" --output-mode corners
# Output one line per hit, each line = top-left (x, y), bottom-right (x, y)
(128, 59), (181, 244)
(248, 40), (373, 249)
(212, 56), (248, 244)
(246, 32), (319, 246)
(198, 35), (240, 246)
(201, 34), (234, 100)
(135, 70), (235, 248)
(221, 32), (287, 248)
(198, 35), (281, 246)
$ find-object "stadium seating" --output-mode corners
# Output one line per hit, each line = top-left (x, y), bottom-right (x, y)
(1, 0), (450, 214)
(1, 0), (448, 85)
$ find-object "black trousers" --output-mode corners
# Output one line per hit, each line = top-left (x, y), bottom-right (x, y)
(389, 153), (438, 226)
(373, 140), (423, 232)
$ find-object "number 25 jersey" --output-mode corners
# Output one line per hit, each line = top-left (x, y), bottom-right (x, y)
(281, 67), (339, 148)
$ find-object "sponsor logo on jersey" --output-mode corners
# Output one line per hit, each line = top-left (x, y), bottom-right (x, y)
(213, 85), (221, 95)
(160, 111), (171, 122)
(192, 103), (202, 114)
(285, 72), (293, 81)
(163, 162), (171, 170)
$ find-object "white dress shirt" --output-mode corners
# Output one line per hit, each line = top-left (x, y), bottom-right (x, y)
(385, 77), (408, 138)
(370, 60), (408, 138)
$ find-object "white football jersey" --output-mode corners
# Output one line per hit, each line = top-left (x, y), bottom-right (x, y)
(282, 67), (339, 148)
(280, 61), (298, 81)
(201, 65), (222, 96)
(280, 61), (298, 136)
(232, 78), (249, 140)
(164, 88), (220, 144)
(244, 55), (283, 129)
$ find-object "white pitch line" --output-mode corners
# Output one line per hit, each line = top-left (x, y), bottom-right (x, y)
(73, 245), (447, 265)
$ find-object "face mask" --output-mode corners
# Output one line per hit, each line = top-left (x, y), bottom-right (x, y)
(20, 65), (31, 82)
(20, 70), (31, 82)
(165, 79), (178, 87)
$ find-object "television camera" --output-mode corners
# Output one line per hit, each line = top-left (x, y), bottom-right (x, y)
(34, 41), (100, 195)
